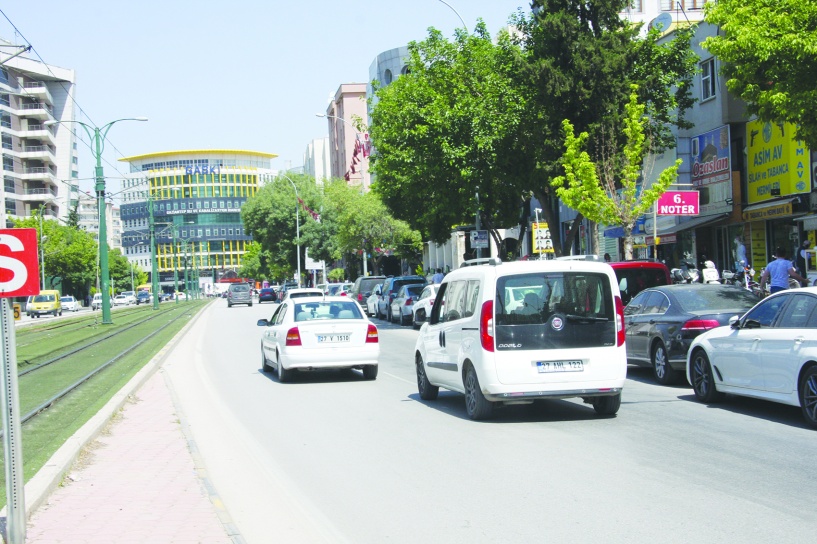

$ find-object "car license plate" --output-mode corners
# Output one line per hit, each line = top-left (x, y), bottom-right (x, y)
(317, 334), (350, 343)
(536, 360), (583, 373)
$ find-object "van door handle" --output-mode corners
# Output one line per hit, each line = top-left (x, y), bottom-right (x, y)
(439, 330), (445, 347)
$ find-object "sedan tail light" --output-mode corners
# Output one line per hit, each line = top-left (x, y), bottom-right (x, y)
(480, 300), (494, 352)
(682, 319), (721, 331)
(285, 327), (302, 346)
(366, 324), (379, 343)
(405, 298), (413, 306)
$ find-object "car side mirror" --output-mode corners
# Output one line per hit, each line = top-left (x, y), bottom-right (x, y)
(257, 318), (270, 327)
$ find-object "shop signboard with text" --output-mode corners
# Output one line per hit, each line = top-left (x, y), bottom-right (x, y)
(746, 120), (810, 204)
(657, 191), (699, 216)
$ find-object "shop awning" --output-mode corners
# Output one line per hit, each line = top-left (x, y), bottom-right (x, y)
(795, 214), (817, 231)
(658, 213), (730, 236)
(741, 197), (798, 221)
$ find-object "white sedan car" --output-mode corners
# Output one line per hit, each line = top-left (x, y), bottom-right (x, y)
(112, 294), (129, 306)
(412, 284), (439, 329)
(686, 286), (817, 429)
(60, 295), (80, 312)
(257, 296), (380, 382)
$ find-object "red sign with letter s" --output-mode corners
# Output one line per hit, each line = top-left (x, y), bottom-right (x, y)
(0, 228), (41, 298)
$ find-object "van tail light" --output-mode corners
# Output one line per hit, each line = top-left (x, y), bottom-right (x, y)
(480, 300), (494, 352)
(682, 319), (721, 331)
(615, 296), (625, 347)
(366, 324), (379, 343)
(430, 298), (435, 307)
(285, 327), (302, 346)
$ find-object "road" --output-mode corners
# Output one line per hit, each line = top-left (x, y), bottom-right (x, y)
(163, 300), (815, 544)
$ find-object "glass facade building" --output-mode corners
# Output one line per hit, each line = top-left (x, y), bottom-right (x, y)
(119, 150), (277, 290)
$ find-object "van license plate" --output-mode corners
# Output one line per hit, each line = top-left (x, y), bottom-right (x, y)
(537, 360), (583, 373)
(318, 334), (350, 343)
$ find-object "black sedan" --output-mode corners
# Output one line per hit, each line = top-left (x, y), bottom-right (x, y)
(258, 287), (277, 303)
(624, 284), (759, 385)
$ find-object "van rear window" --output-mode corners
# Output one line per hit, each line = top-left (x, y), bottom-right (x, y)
(495, 272), (616, 350)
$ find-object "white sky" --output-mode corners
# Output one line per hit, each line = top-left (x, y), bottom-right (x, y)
(0, 1), (528, 201)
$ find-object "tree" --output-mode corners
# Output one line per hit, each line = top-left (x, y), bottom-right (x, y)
(369, 22), (528, 249)
(506, 0), (695, 255)
(702, 0), (817, 148)
(241, 173), (323, 283)
(238, 241), (264, 280)
(553, 89), (681, 260)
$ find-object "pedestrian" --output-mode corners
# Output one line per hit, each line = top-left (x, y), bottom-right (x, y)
(734, 235), (747, 271)
(432, 268), (444, 284)
(760, 246), (806, 295)
(603, 253), (611, 263)
(796, 239), (812, 286)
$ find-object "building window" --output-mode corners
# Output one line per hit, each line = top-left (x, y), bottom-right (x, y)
(198, 228), (203, 237)
(204, 201), (210, 208)
(206, 228), (211, 237)
(221, 229), (226, 236)
(701, 58), (716, 101)
(384, 69), (393, 85)
(228, 229), (233, 236)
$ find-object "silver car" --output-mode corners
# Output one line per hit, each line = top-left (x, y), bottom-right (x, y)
(227, 283), (253, 307)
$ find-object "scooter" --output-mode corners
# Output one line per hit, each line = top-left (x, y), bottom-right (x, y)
(670, 258), (700, 284)
(701, 260), (721, 284)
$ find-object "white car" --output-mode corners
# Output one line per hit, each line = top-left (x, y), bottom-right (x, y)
(60, 295), (80, 312)
(91, 293), (102, 311)
(112, 294), (129, 306)
(686, 286), (817, 429)
(257, 296), (379, 381)
(412, 284), (440, 329)
(281, 288), (324, 301)
(365, 289), (380, 317)
(414, 257), (627, 420)
(120, 291), (136, 305)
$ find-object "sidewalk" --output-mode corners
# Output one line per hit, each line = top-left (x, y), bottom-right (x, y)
(14, 307), (245, 543)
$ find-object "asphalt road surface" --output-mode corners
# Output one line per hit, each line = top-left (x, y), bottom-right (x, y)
(163, 301), (814, 544)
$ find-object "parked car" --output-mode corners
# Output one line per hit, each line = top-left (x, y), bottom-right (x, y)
(276, 281), (299, 302)
(120, 291), (136, 305)
(60, 295), (80, 312)
(158, 292), (173, 302)
(91, 293), (102, 311)
(28, 290), (62, 317)
(687, 287), (817, 429)
(376, 275), (428, 321)
(414, 257), (626, 420)
(390, 283), (425, 325)
(136, 291), (152, 305)
(607, 259), (671, 306)
(412, 284), (440, 329)
(112, 294), (130, 306)
(257, 295), (379, 381)
(365, 289), (380, 317)
(327, 282), (354, 296)
(258, 287), (277, 303)
(349, 275), (386, 311)
(624, 284), (760, 384)
(227, 283), (253, 307)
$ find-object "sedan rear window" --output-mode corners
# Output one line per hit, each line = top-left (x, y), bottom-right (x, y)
(294, 301), (363, 321)
(672, 287), (759, 311)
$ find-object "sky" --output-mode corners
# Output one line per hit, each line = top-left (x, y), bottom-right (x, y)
(0, 0), (529, 201)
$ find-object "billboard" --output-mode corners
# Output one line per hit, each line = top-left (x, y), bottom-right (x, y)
(691, 125), (731, 187)
(746, 120), (810, 204)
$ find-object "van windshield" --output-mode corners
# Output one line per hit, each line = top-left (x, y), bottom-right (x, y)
(34, 294), (56, 302)
(494, 272), (616, 350)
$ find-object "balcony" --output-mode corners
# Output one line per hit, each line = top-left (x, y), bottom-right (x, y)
(22, 81), (53, 106)
(18, 102), (53, 121)
(20, 187), (58, 205)
(21, 144), (56, 164)
(21, 166), (57, 184)
(18, 123), (56, 145)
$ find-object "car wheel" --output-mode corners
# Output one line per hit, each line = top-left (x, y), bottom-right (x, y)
(416, 354), (439, 400)
(689, 349), (724, 403)
(362, 365), (378, 380)
(249, 302), (253, 307)
(593, 393), (622, 416)
(260, 344), (273, 373)
(651, 341), (677, 385)
(799, 366), (817, 429)
(464, 364), (493, 420)
(400, 311), (410, 326)
(228, 302), (232, 308)
(277, 354), (292, 383)
(387, 307), (394, 323)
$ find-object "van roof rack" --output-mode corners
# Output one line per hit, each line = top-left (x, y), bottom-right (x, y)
(555, 254), (602, 261)
(461, 257), (502, 267)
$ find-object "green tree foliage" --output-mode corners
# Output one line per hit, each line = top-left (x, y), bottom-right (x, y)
(369, 22), (527, 247)
(238, 241), (263, 280)
(108, 249), (135, 293)
(703, 0), (817, 148)
(553, 89), (681, 260)
(14, 212), (97, 297)
(241, 173), (323, 283)
(507, 0), (695, 254)
(319, 179), (423, 276)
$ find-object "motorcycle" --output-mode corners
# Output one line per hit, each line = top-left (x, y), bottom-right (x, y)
(670, 257), (700, 284)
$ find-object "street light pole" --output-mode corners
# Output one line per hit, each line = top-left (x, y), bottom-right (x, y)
(45, 116), (147, 324)
(149, 193), (159, 310)
(279, 174), (302, 288)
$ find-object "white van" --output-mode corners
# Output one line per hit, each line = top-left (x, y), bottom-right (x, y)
(414, 258), (627, 420)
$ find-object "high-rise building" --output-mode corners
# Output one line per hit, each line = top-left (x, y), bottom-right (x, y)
(119, 149), (277, 291)
(325, 83), (370, 191)
(0, 39), (78, 228)
(304, 137), (330, 185)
